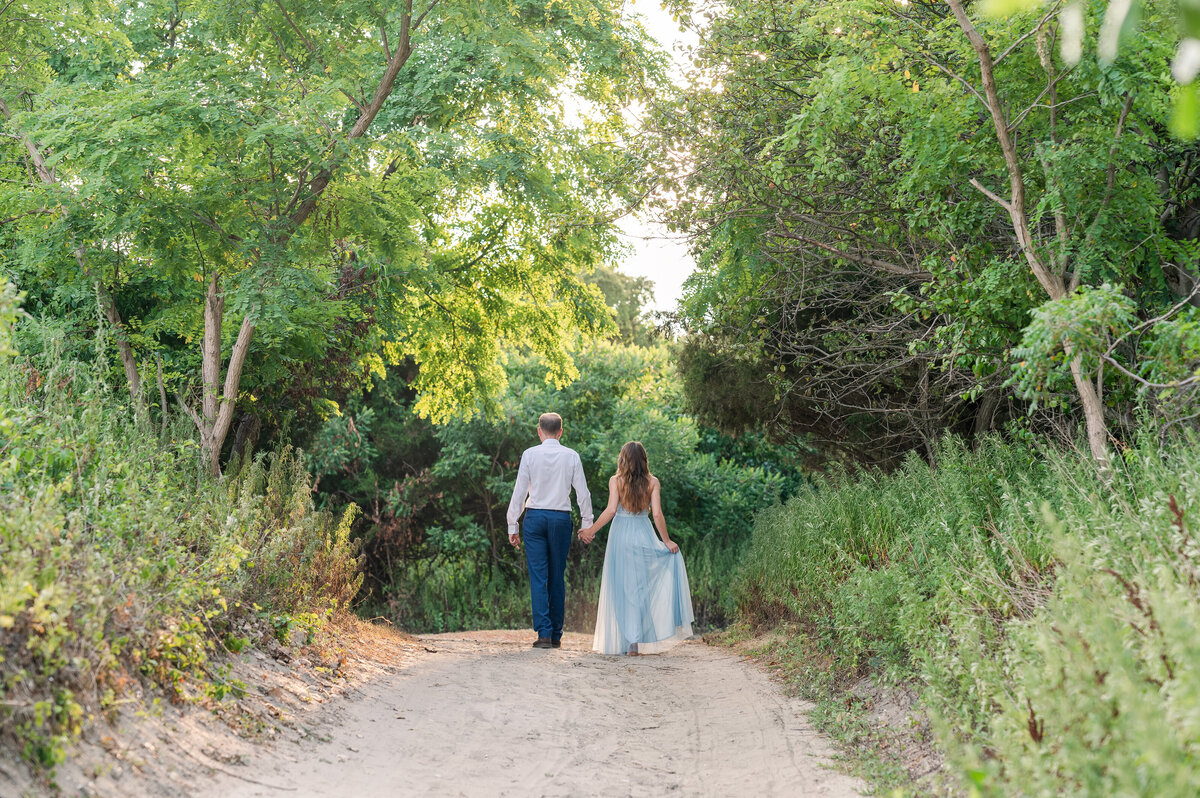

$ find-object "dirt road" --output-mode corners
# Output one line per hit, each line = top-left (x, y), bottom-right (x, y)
(192, 631), (866, 798)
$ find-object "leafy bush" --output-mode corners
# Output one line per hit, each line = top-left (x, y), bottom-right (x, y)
(735, 434), (1200, 795)
(0, 355), (361, 773)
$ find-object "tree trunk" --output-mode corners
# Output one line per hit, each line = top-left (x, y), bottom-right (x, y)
(95, 278), (142, 408)
(9, 5), (430, 477)
(918, 361), (936, 463)
(197, 274), (256, 476)
(946, 0), (1110, 470)
(230, 412), (262, 466)
(186, 4), (424, 476)
(1069, 356), (1111, 467)
(156, 353), (169, 435)
(972, 387), (1002, 437)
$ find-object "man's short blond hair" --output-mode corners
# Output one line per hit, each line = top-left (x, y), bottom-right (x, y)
(538, 412), (563, 435)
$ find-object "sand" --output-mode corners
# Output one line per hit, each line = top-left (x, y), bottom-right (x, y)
(189, 630), (867, 798)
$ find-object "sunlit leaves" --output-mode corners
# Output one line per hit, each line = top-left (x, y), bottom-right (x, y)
(980, 0), (1042, 18)
(2, 0), (666, 427)
(1171, 81), (1200, 139)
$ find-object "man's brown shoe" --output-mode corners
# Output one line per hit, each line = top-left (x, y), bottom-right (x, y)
(551, 638), (562, 649)
(532, 637), (553, 649)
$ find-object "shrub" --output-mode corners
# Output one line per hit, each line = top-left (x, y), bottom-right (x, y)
(733, 433), (1200, 795)
(0, 356), (361, 774)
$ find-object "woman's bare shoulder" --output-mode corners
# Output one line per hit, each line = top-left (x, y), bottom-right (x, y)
(649, 474), (661, 488)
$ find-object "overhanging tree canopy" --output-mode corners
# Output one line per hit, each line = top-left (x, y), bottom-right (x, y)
(1, 0), (666, 473)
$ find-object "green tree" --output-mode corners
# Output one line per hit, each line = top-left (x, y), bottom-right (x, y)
(587, 264), (658, 345)
(1, 0), (666, 474)
(664, 0), (1200, 464)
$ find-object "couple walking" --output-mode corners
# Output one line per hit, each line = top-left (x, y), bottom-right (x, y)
(506, 413), (695, 655)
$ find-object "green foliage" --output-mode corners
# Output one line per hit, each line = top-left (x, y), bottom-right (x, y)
(0, 357), (360, 773)
(675, 335), (790, 439)
(2, 0), (668, 458)
(980, 0), (1200, 140)
(1010, 284), (1138, 410)
(586, 265), (659, 346)
(662, 0), (1199, 460)
(311, 341), (802, 631)
(735, 433), (1200, 795)
(1143, 308), (1200, 396)
(1011, 282), (1200, 416)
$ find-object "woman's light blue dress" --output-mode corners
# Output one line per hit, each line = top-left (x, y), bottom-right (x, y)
(592, 505), (695, 655)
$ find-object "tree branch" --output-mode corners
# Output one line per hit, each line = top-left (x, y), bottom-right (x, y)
(947, 0), (1064, 300)
(177, 392), (204, 432)
(968, 178), (1013, 212)
(915, 52), (987, 109)
(0, 207), (52, 225)
(412, 0), (442, 32)
(994, 1), (1064, 66)
(285, 0), (420, 233)
(771, 228), (932, 280)
(211, 314), (256, 453)
(1077, 93), (1135, 288)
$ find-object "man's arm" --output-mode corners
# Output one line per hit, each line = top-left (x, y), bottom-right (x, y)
(506, 452), (531, 545)
(572, 451), (593, 529)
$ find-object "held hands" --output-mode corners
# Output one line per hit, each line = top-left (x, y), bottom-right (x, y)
(577, 526), (595, 545)
(509, 533), (521, 549)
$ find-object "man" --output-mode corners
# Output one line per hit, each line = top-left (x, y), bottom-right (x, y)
(507, 412), (593, 649)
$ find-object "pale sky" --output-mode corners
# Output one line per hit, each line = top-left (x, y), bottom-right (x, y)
(615, 2), (699, 315)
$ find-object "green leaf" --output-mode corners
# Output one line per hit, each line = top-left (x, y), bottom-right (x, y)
(1171, 82), (1200, 140)
(980, 0), (1042, 18)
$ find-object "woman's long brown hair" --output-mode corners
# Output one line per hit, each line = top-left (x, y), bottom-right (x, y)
(616, 441), (652, 514)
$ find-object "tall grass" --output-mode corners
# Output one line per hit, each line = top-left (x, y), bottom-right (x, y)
(736, 435), (1200, 796)
(0, 355), (361, 773)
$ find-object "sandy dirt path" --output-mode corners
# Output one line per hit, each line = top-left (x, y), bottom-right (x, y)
(192, 631), (867, 798)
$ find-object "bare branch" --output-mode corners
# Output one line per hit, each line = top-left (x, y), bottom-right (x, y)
(916, 52), (987, 108)
(272, 0), (328, 72)
(340, 89), (368, 114)
(0, 207), (52, 225)
(1009, 66), (1078, 132)
(994, 1), (1064, 66)
(286, 0), (419, 232)
(968, 178), (1013, 212)
(946, 0), (1064, 299)
(1100, 355), (1200, 391)
(380, 18), (392, 60)
(177, 392), (204, 432)
(413, 0), (442, 32)
(771, 227), (932, 280)
(190, 211), (244, 244)
(1104, 281), (1200, 362)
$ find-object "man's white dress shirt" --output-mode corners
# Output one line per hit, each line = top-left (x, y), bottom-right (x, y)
(506, 438), (593, 534)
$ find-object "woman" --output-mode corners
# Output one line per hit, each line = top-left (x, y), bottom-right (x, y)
(578, 442), (695, 656)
